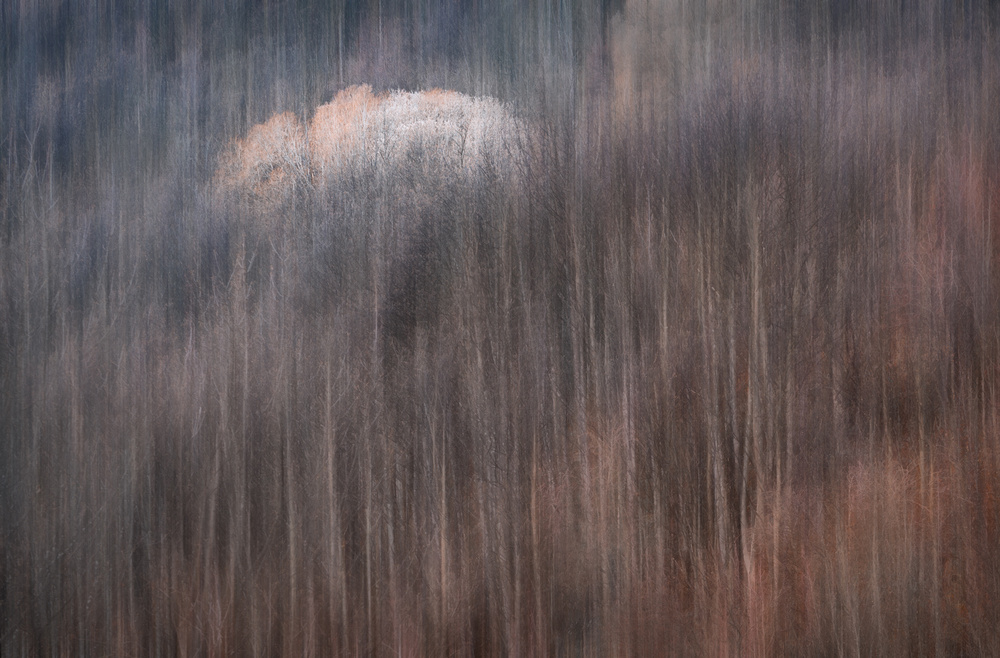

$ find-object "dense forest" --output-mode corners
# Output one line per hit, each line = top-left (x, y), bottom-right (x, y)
(4, 0), (1000, 654)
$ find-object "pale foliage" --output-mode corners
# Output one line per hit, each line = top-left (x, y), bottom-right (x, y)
(217, 85), (522, 209)
(216, 111), (308, 209)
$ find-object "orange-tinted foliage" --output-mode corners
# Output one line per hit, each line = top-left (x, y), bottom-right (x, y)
(308, 84), (385, 174)
(216, 111), (308, 210)
(216, 85), (520, 211)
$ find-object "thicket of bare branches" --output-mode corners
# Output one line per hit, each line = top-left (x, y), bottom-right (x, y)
(3, 0), (1000, 655)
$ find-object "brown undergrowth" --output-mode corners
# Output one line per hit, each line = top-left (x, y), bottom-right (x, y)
(4, 2), (1000, 656)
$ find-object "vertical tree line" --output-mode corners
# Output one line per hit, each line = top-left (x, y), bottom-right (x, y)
(5, 0), (1000, 655)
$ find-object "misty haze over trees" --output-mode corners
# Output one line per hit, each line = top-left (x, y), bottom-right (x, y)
(3, 0), (1000, 655)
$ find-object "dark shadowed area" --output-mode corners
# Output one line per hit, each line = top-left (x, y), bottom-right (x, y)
(4, 0), (1000, 655)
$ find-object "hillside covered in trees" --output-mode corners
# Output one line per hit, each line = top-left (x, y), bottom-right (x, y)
(4, 1), (1000, 654)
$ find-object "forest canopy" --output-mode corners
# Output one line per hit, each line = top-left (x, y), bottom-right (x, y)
(3, 1), (1000, 655)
